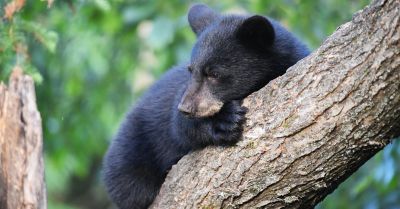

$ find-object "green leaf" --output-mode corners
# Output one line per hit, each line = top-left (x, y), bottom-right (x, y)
(95, 0), (111, 12)
(147, 17), (175, 50)
(19, 20), (59, 53)
(352, 177), (371, 196)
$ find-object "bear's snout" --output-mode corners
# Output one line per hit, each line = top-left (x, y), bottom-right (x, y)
(178, 100), (194, 116)
(178, 87), (223, 118)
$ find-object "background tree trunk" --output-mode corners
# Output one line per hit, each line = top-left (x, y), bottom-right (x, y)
(0, 68), (47, 209)
(151, 0), (400, 208)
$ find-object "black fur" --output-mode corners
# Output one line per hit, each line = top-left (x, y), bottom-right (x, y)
(103, 4), (310, 209)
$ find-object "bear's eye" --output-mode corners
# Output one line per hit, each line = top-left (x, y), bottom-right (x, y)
(207, 71), (220, 80)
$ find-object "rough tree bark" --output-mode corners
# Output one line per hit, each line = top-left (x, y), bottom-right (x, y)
(0, 68), (47, 209)
(151, 0), (400, 208)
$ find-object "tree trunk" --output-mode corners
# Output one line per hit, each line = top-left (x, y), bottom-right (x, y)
(0, 68), (47, 209)
(151, 0), (400, 208)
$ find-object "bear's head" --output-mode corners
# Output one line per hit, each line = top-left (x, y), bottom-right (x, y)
(178, 4), (305, 118)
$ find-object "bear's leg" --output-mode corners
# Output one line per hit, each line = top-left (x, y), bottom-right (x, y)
(103, 146), (164, 209)
(180, 100), (247, 148)
(209, 100), (247, 145)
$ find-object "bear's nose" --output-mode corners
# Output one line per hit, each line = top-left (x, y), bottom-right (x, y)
(178, 102), (194, 116)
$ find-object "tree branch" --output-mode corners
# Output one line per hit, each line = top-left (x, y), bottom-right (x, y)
(0, 68), (47, 209)
(151, 0), (400, 208)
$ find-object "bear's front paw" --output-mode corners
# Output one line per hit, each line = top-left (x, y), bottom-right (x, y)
(212, 100), (247, 145)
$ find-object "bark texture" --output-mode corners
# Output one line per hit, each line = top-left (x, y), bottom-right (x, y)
(0, 68), (47, 209)
(151, 0), (400, 208)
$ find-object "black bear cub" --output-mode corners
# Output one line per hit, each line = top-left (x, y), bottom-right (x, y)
(103, 4), (309, 209)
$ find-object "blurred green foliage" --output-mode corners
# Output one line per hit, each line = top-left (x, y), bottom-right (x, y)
(0, 0), (398, 209)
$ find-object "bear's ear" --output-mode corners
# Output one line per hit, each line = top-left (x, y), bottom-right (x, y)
(188, 4), (218, 36)
(236, 15), (275, 51)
